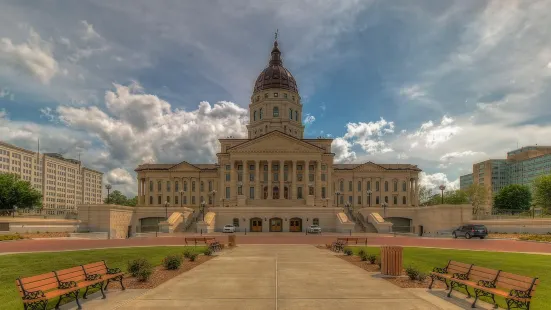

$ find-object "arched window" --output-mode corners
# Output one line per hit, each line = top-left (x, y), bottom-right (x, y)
(295, 111), (298, 121)
(375, 181), (380, 191)
(357, 181), (362, 191)
(192, 181), (195, 191)
(273, 106), (279, 117)
(289, 108), (292, 120)
(233, 218), (240, 227)
(385, 196), (389, 203)
(184, 181), (187, 191)
(254, 111), (257, 121)
(393, 196), (397, 205)
(149, 180), (153, 191)
(260, 108), (263, 119)
(208, 181), (212, 191)
(157, 181), (162, 191)
(175, 181), (179, 192)
(402, 196), (407, 205)
(393, 181), (398, 192)
(376, 196), (380, 204)
(313, 218), (319, 225)
(384, 181), (388, 192)
(402, 181), (407, 191)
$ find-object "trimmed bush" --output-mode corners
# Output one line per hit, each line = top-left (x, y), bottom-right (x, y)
(188, 253), (198, 262)
(358, 249), (367, 257)
(360, 253), (369, 261)
(417, 272), (428, 282)
(0, 234), (25, 241)
(203, 248), (213, 256)
(163, 255), (183, 270)
(367, 254), (377, 264)
(405, 265), (420, 281)
(344, 249), (353, 256)
(136, 265), (153, 282)
(183, 249), (192, 259)
(127, 258), (152, 277)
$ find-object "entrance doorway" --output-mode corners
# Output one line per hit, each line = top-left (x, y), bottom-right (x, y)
(250, 218), (263, 232)
(269, 217), (282, 232)
(289, 217), (302, 232)
(273, 186), (279, 199)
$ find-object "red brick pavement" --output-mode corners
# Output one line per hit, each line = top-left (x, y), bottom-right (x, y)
(1, 235), (550, 254)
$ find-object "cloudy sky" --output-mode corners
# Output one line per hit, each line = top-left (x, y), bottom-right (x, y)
(1, 0), (551, 197)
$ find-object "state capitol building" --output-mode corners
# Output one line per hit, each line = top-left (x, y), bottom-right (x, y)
(134, 39), (422, 233)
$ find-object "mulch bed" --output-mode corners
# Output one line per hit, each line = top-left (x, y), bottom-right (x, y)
(20, 232), (71, 239)
(106, 255), (214, 289)
(336, 253), (446, 289)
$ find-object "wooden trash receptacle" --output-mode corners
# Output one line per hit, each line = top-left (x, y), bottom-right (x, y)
(380, 246), (403, 276)
(228, 234), (236, 247)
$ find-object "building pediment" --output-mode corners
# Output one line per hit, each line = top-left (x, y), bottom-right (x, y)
(168, 161), (200, 172)
(228, 131), (324, 154)
(353, 162), (387, 171)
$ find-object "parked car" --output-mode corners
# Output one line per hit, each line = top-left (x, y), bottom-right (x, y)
(307, 225), (322, 234)
(223, 224), (236, 233)
(452, 224), (488, 239)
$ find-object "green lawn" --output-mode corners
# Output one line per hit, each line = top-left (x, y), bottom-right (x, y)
(346, 246), (548, 309)
(0, 246), (206, 310)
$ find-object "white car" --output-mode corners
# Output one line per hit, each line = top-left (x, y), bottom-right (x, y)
(223, 224), (236, 233)
(307, 225), (322, 234)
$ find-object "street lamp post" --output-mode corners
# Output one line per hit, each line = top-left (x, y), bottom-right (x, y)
(335, 191), (341, 207)
(439, 185), (446, 204)
(382, 202), (387, 218)
(210, 190), (217, 206)
(164, 201), (169, 220)
(105, 184), (112, 204)
(200, 200), (206, 221)
(367, 190), (372, 207)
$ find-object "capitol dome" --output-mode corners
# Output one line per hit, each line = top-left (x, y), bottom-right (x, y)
(253, 41), (298, 94)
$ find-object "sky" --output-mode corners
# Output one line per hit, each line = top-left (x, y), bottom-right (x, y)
(1, 0), (551, 197)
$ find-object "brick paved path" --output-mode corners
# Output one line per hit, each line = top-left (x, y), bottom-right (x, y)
(1, 234), (550, 254)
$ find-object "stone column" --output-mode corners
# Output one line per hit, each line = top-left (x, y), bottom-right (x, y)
(145, 177), (150, 206)
(316, 160), (322, 202)
(414, 178), (419, 206)
(219, 165), (224, 206)
(267, 160), (272, 199)
(280, 160), (284, 199)
(292, 160), (297, 200)
(409, 178), (414, 206)
(230, 160), (237, 201)
(379, 177), (383, 205)
(243, 160), (248, 198)
(327, 163), (332, 206)
(255, 161), (260, 200)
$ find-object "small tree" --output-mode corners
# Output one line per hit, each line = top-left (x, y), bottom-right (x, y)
(0, 173), (43, 210)
(465, 183), (489, 214)
(493, 184), (532, 211)
(418, 186), (433, 206)
(126, 196), (138, 206)
(533, 174), (551, 213)
(444, 190), (469, 204)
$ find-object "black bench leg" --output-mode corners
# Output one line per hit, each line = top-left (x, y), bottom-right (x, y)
(118, 275), (126, 290)
(428, 276), (435, 289)
(447, 282), (454, 298)
(74, 290), (82, 310)
(100, 282), (107, 299)
(55, 295), (63, 309)
(83, 286), (89, 299)
(104, 278), (111, 291)
(471, 295), (478, 308)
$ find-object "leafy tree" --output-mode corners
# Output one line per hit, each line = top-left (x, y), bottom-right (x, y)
(104, 190), (138, 206)
(493, 184), (532, 211)
(443, 190), (469, 204)
(465, 183), (489, 214)
(418, 186), (433, 206)
(533, 174), (551, 212)
(0, 173), (43, 210)
(126, 196), (138, 206)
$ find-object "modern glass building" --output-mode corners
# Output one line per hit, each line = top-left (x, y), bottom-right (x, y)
(459, 173), (473, 190)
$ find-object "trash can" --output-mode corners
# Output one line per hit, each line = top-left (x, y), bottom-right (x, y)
(380, 246), (403, 276)
(228, 234), (236, 247)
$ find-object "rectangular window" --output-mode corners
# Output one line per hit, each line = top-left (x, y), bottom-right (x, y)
(183, 196), (187, 204)
(348, 181), (352, 191)
(158, 182), (162, 191)
(167, 182), (171, 192)
(200, 182), (204, 192)
(226, 165), (230, 170)
(238, 173), (242, 182)
(166, 196), (170, 203)
(340, 195), (344, 205)
(309, 174), (314, 182)
(176, 181), (180, 192)
(175, 196), (179, 204)
(158, 196), (162, 204)
(298, 165), (302, 171)
(322, 187), (326, 199)
(226, 173), (230, 181)
(297, 187), (303, 199)
(348, 196), (352, 203)
(289, 108), (292, 120)
(192, 196), (195, 204)
(321, 174), (326, 181)
(297, 174), (303, 181)
(238, 185), (242, 195)
(284, 172), (288, 181)
(376, 196), (380, 204)
(249, 164), (254, 170)
(192, 182), (195, 191)
(226, 187), (230, 199)
(357, 196), (361, 205)
(264, 172), (268, 181)
(357, 181), (361, 191)
(250, 173), (254, 181)
(184, 182), (188, 191)
(250, 187), (255, 199)
(209, 181), (212, 191)
(274, 173), (278, 181)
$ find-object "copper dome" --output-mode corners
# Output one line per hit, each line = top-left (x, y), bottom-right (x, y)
(253, 41), (298, 94)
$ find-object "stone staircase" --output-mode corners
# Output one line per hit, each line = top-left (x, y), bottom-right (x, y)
(247, 199), (305, 208)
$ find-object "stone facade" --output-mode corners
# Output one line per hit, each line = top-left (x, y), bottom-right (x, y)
(133, 40), (421, 233)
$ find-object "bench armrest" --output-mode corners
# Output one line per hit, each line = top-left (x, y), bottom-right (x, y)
(509, 289), (531, 299)
(107, 267), (122, 274)
(22, 290), (46, 300)
(85, 274), (103, 281)
(432, 267), (448, 274)
(58, 280), (77, 289)
(477, 279), (496, 288)
(452, 272), (469, 280)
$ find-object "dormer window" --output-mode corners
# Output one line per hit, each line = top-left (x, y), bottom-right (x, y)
(274, 92), (278, 97)
(273, 106), (279, 117)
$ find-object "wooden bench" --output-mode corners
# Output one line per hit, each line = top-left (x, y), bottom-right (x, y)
(16, 261), (124, 310)
(429, 260), (539, 309)
(185, 237), (215, 245)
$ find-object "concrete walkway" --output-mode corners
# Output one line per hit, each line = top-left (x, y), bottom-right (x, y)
(104, 245), (448, 309)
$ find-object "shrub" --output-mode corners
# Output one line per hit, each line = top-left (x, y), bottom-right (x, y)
(136, 266), (153, 282)
(344, 249), (353, 256)
(183, 249), (192, 259)
(367, 254), (377, 264)
(360, 253), (369, 261)
(163, 255), (183, 270)
(0, 234), (25, 241)
(358, 249), (366, 257)
(127, 258), (152, 277)
(405, 265), (420, 281)
(417, 272), (428, 282)
(204, 248), (213, 256)
(188, 253), (198, 262)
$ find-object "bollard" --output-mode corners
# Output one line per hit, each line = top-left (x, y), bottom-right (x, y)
(305, 229), (308, 235)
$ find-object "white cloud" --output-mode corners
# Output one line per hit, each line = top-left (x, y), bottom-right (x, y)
(399, 84), (427, 100)
(407, 116), (461, 149)
(303, 114), (316, 125)
(0, 28), (58, 84)
(341, 118), (395, 154)
(332, 137), (356, 163)
(440, 150), (481, 162)
(80, 20), (101, 41)
(419, 171), (459, 192)
(0, 88), (14, 100)
(106, 168), (134, 185)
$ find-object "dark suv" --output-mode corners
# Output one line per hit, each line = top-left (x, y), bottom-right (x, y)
(452, 225), (488, 239)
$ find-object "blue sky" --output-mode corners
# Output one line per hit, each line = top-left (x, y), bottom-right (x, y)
(1, 0), (551, 196)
